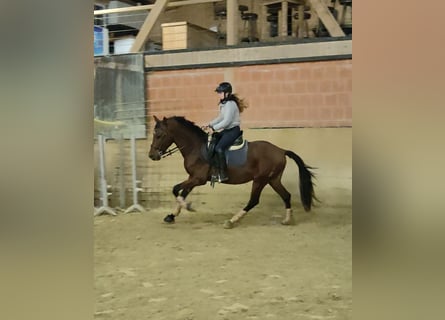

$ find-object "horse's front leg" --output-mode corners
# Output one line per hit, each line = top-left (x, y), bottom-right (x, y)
(164, 176), (207, 223)
(173, 182), (195, 212)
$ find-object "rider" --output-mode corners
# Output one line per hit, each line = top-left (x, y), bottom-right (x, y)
(207, 82), (248, 182)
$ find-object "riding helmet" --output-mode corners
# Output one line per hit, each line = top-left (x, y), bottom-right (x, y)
(215, 82), (232, 94)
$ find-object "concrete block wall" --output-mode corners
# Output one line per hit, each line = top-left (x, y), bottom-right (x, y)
(95, 127), (352, 211)
(146, 59), (351, 130)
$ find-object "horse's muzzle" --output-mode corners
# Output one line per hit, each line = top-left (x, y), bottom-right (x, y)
(148, 150), (162, 161)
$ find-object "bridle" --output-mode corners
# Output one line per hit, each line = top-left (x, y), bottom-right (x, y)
(152, 126), (184, 158)
(160, 146), (181, 158)
(151, 118), (207, 159)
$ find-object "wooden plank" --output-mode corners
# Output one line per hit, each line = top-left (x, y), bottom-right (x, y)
(131, 0), (170, 53)
(308, 0), (345, 37)
(263, 0), (303, 6)
(161, 22), (187, 50)
(94, 4), (152, 15)
(94, 0), (223, 15)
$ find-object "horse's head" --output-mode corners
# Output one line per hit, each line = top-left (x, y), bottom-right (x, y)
(148, 116), (175, 161)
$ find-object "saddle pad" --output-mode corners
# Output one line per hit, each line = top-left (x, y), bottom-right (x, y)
(226, 140), (248, 167)
(201, 140), (248, 167)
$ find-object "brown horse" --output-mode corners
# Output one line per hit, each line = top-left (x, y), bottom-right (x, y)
(148, 115), (317, 228)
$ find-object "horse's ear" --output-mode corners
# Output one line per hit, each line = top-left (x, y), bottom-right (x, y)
(153, 115), (160, 123)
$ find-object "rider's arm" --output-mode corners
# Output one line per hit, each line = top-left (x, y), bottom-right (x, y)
(209, 105), (223, 128)
(211, 101), (237, 131)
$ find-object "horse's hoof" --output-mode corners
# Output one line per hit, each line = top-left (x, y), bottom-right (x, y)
(164, 214), (175, 224)
(281, 218), (294, 225)
(186, 202), (195, 212)
(223, 220), (234, 229)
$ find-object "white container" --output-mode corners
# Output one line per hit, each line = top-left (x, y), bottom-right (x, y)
(114, 37), (136, 54)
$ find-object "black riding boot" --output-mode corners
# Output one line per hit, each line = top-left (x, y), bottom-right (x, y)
(216, 151), (228, 182)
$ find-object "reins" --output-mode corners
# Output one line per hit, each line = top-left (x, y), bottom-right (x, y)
(158, 120), (210, 159)
(161, 146), (182, 158)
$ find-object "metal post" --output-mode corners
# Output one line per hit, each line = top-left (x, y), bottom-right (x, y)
(124, 135), (145, 213)
(95, 134), (117, 216)
(118, 131), (126, 209)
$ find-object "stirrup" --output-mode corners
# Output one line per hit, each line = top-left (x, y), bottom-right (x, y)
(218, 173), (228, 182)
(210, 174), (218, 188)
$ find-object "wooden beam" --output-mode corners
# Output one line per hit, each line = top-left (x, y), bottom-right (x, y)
(260, 4), (268, 39)
(94, 0), (223, 15)
(308, 0), (345, 37)
(280, 1), (288, 37)
(145, 40), (352, 70)
(297, 4), (304, 38)
(226, 0), (239, 45)
(130, 0), (170, 53)
(95, 4), (154, 15)
(263, 0), (303, 5)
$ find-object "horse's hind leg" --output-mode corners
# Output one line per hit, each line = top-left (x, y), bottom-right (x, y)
(224, 178), (268, 229)
(269, 176), (293, 225)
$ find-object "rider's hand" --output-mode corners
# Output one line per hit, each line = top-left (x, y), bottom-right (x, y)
(203, 125), (213, 134)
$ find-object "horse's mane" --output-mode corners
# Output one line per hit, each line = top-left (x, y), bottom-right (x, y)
(169, 116), (207, 142)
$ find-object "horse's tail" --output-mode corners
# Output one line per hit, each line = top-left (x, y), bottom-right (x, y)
(285, 150), (318, 211)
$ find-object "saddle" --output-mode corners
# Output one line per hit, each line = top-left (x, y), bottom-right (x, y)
(201, 131), (248, 187)
(206, 131), (244, 161)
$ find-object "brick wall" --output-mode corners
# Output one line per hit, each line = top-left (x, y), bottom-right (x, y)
(146, 59), (351, 130)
